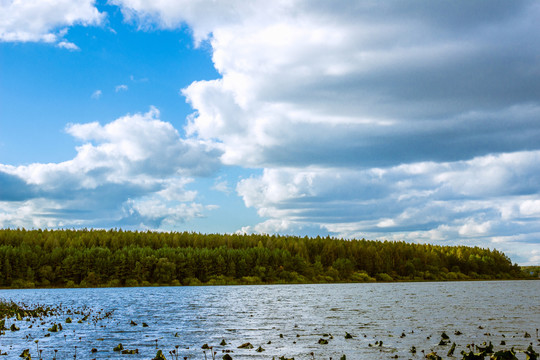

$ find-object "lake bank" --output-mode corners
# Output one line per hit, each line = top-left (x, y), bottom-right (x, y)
(1, 275), (539, 291)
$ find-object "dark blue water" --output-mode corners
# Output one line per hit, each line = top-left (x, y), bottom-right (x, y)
(1, 281), (539, 359)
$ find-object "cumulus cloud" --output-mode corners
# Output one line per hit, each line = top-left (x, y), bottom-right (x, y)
(124, 197), (216, 230)
(108, 0), (540, 264)
(110, 0), (257, 44)
(4, 1), (540, 264)
(57, 40), (80, 51)
(0, 0), (104, 46)
(0, 108), (221, 229)
(177, 1), (540, 168)
(236, 151), (540, 264)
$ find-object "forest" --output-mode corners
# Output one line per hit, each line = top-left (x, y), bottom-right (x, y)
(0, 228), (531, 289)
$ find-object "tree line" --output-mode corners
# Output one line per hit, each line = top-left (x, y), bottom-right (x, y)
(0, 228), (528, 288)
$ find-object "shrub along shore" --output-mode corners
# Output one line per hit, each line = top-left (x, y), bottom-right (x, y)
(0, 229), (535, 289)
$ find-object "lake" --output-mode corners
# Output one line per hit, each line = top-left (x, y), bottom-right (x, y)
(1, 281), (539, 359)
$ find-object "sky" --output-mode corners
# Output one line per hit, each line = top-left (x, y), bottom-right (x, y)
(1, 1), (540, 265)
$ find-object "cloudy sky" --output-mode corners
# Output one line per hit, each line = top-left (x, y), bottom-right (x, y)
(1, 1), (540, 264)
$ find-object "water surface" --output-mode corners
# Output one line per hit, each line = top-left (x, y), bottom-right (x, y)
(1, 281), (538, 359)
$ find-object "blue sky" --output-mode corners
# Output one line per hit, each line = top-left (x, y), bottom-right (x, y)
(1, 1), (540, 265)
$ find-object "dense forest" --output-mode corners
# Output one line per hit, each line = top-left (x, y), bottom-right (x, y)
(0, 229), (531, 289)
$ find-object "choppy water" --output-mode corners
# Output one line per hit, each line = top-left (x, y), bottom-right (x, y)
(1, 281), (539, 359)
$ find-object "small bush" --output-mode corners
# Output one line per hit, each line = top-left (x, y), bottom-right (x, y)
(351, 271), (376, 282)
(375, 273), (393, 282)
(125, 279), (139, 287)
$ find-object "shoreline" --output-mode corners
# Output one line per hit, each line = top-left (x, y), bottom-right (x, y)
(1, 277), (538, 291)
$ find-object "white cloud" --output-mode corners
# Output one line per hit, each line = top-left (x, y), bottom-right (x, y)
(238, 219), (294, 236)
(177, 2), (540, 168)
(0, 198), (98, 229)
(91, 90), (102, 99)
(529, 250), (540, 265)
(4, 1), (540, 264)
(236, 151), (540, 264)
(111, 1), (540, 264)
(110, 0), (259, 44)
(212, 177), (231, 194)
(115, 84), (128, 92)
(0, 108), (222, 230)
(519, 200), (540, 217)
(156, 178), (197, 202)
(57, 40), (80, 51)
(0, 0), (104, 46)
(124, 194), (209, 230)
(458, 219), (492, 237)
(63, 107), (221, 178)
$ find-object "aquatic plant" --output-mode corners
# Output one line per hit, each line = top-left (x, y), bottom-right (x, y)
(19, 348), (31, 359)
(448, 342), (456, 356)
(490, 349), (517, 360)
(439, 339), (449, 346)
(121, 348), (139, 354)
(477, 341), (494, 354)
(172, 347), (183, 360)
(153, 350), (167, 360)
(461, 350), (486, 359)
(47, 323), (62, 332)
(425, 352), (442, 360)
(525, 344), (539, 360)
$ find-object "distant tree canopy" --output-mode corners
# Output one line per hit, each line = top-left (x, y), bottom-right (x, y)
(0, 229), (528, 288)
